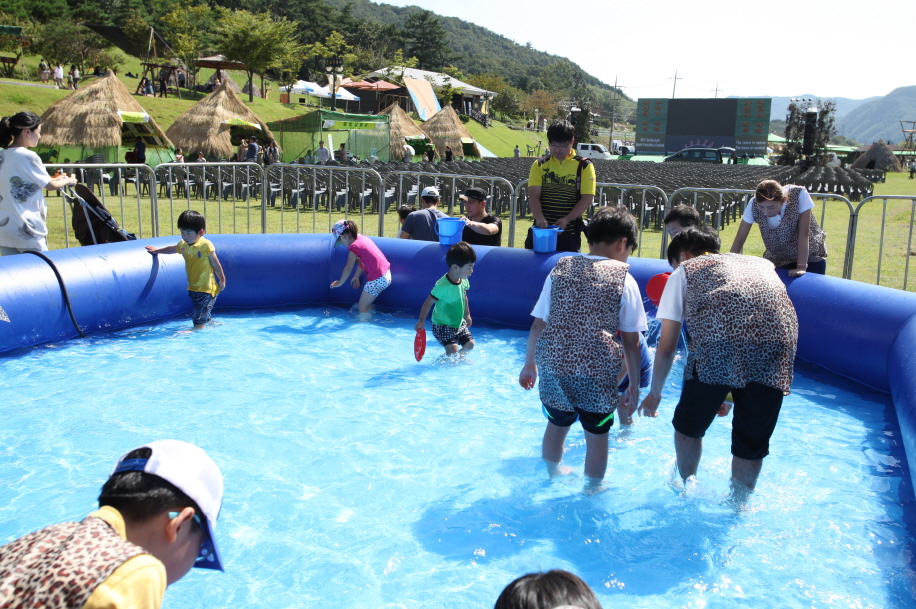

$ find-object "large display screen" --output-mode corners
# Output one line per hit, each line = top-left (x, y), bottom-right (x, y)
(635, 98), (771, 156)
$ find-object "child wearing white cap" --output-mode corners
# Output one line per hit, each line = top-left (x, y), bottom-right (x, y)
(0, 439), (224, 608)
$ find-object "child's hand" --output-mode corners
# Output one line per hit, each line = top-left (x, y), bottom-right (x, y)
(620, 385), (639, 424)
(638, 393), (661, 417)
(415, 319), (424, 332)
(218, 280), (227, 292)
(350, 276), (360, 289)
(464, 315), (472, 327)
(717, 402), (733, 417)
(330, 280), (342, 288)
(519, 364), (537, 390)
(145, 245), (157, 254)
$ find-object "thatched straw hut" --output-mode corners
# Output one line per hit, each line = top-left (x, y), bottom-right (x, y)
(380, 102), (428, 159)
(165, 82), (277, 161)
(419, 106), (480, 158)
(37, 73), (173, 165)
(852, 140), (901, 172)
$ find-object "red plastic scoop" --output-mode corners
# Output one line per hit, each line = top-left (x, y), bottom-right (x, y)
(646, 272), (671, 306)
(414, 328), (427, 362)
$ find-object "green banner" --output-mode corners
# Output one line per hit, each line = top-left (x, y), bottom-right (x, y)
(734, 98), (771, 155)
(635, 98), (668, 154)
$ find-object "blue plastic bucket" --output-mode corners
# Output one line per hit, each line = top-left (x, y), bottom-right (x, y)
(532, 226), (560, 253)
(435, 218), (466, 246)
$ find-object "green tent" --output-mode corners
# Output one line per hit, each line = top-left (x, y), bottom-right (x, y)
(267, 110), (390, 163)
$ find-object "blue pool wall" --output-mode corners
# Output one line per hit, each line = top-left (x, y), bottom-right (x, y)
(1, 233), (915, 486)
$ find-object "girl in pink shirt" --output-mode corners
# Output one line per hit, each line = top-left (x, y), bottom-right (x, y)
(330, 220), (392, 321)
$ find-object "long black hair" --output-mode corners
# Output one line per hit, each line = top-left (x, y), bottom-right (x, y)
(0, 111), (41, 149)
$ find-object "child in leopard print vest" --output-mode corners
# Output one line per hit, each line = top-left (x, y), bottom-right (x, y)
(519, 207), (648, 493)
(0, 440), (225, 609)
(640, 226), (798, 498)
(730, 179), (827, 277)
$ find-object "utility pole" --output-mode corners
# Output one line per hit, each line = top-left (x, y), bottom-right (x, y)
(607, 76), (626, 152)
(714, 82), (722, 99)
(669, 68), (683, 99)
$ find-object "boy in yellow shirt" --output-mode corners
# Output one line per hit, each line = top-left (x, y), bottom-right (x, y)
(0, 440), (225, 608)
(146, 210), (226, 329)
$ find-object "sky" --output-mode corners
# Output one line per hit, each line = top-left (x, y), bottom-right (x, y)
(381, 0), (916, 101)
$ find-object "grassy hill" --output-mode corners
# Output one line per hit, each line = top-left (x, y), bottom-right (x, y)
(0, 55), (552, 159)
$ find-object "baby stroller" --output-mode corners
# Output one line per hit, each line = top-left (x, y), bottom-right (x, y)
(65, 184), (137, 246)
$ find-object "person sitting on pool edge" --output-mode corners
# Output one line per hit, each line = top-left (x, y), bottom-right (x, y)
(330, 219), (392, 322)
(518, 206), (647, 493)
(729, 179), (827, 277)
(663, 204), (702, 239)
(639, 226), (798, 500)
(416, 241), (476, 356)
(146, 210), (226, 330)
(494, 569), (602, 609)
(0, 439), (225, 608)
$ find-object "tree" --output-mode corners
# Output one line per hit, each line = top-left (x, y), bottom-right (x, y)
(779, 99), (837, 166)
(568, 70), (592, 144)
(349, 21), (401, 76)
(32, 21), (120, 71)
(402, 9), (458, 71)
(523, 89), (560, 125)
(469, 73), (523, 119)
(213, 9), (302, 102)
(160, 4), (213, 90)
(380, 49), (418, 86)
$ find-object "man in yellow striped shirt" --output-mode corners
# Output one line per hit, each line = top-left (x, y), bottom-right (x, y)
(525, 120), (597, 253)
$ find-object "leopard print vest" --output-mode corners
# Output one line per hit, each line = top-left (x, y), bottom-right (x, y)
(682, 253), (798, 393)
(0, 516), (146, 609)
(535, 256), (627, 412)
(752, 185), (827, 267)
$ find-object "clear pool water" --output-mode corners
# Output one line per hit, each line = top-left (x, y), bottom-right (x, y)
(0, 307), (914, 608)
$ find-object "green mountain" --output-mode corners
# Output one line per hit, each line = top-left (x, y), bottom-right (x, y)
(333, 0), (625, 96)
(836, 86), (916, 145)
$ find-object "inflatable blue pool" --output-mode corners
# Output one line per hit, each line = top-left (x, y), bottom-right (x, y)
(1, 233), (915, 494)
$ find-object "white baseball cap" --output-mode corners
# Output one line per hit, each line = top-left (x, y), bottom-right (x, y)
(420, 186), (440, 198)
(111, 440), (225, 571)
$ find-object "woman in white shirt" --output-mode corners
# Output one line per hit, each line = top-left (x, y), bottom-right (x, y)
(729, 179), (827, 277)
(0, 112), (78, 255)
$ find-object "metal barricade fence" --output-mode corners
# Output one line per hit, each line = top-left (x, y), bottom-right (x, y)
(155, 162), (264, 237)
(45, 163), (158, 247)
(668, 187), (755, 232)
(850, 195), (916, 290)
(668, 188), (857, 278)
(265, 164), (386, 236)
(383, 171), (515, 240)
(512, 180), (668, 255)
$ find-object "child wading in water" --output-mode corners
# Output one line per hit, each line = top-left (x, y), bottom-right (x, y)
(518, 207), (647, 493)
(146, 210), (226, 329)
(416, 241), (476, 356)
(330, 219), (391, 321)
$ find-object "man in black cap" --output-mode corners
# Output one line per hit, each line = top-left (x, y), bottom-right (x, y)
(459, 187), (501, 247)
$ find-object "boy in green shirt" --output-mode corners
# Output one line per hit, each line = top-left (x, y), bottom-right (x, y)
(416, 241), (476, 356)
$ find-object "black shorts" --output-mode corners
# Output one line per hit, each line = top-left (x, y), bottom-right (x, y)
(542, 404), (614, 435)
(671, 366), (784, 460)
(431, 321), (473, 347)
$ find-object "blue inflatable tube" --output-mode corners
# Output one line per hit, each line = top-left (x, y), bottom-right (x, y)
(0, 234), (915, 485)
